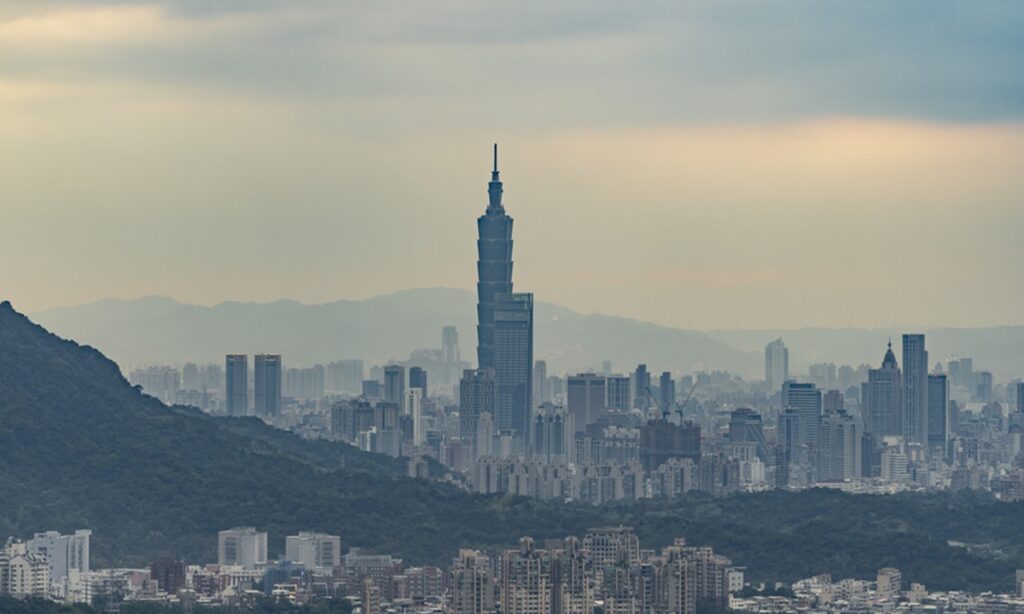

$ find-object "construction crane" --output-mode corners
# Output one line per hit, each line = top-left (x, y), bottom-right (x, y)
(647, 380), (699, 420)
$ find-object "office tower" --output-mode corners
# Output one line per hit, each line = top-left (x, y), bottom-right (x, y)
(606, 375), (631, 412)
(450, 550), (495, 614)
(532, 360), (549, 408)
(476, 145), (515, 371)
(501, 538), (552, 614)
(973, 371), (993, 402)
(443, 325), (461, 365)
(254, 354), (282, 417)
(1017, 383), (1024, 413)
(568, 373), (607, 433)
(823, 390), (843, 413)
(150, 558), (186, 594)
(818, 411), (860, 481)
(182, 362), (200, 391)
(728, 408), (769, 461)
(902, 334), (929, 445)
(777, 409), (801, 472)
(765, 338), (789, 393)
(460, 369), (496, 450)
(225, 354), (248, 416)
(407, 388), (425, 446)
(409, 366), (428, 400)
(659, 371), (675, 410)
(927, 374), (950, 448)
(862, 342), (903, 436)
(493, 292), (534, 451)
(285, 532), (341, 571)
(217, 527), (267, 570)
(362, 379), (382, 399)
(633, 364), (651, 410)
(639, 420), (702, 472)
(384, 365), (406, 407)
(782, 381), (822, 448)
(27, 530), (90, 584)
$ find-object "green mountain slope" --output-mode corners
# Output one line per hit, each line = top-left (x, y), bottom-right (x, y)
(2, 301), (1024, 592)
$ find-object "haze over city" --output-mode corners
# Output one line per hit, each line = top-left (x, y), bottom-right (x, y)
(4, 3), (1024, 614)
(3, 1), (1023, 328)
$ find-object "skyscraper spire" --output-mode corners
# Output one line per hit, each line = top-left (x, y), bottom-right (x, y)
(487, 143), (503, 212)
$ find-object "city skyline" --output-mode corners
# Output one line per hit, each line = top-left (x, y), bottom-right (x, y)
(2, 2), (1023, 329)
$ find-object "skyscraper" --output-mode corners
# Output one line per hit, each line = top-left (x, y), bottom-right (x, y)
(659, 371), (675, 411)
(532, 360), (549, 408)
(927, 373), (949, 448)
(862, 342), (902, 436)
(633, 364), (651, 410)
(493, 292), (534, 451)
(384, 365), (406, 408)
(443, 325), (461, 386)
(409, 366), (428, 400)
(225, 354), (248, 416)
(606, 375), (631, 412)
(460, 369), (496, 455)
(782, 381), (822, 448)
(765, 338), (789, 393)
(567, 373), (607, 433)
(476, 144), (514, 371)
(407, 388), (425, 446)
(254, 354), (282, 417)
(817, 410), (860, 481)
(902, 334), (929, 445)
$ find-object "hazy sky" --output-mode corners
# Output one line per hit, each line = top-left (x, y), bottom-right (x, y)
(3, 1), (1023, 329)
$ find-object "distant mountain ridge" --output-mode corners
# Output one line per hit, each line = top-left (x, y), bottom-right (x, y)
(31, 288), (1024, 379)
(32, 288), (759, 376)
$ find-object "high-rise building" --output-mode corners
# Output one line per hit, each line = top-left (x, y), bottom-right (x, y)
(450, 550), (495, 614)
(532, 360), (549, 408)
(567, 374), (607, 433)
(501, 538), (552, 614)
(254, 354), (282, 417)
(384, 365), (406, 408)
(765, 338), (789, 393)
(862, 342), (902, 436)
(817, 411), (860, 481)
(493, 292), (534, 451)
(533, 404), (573, 463)
(27, 530), (90, 585)
(582, 527), (640, 568)
(927, 374), (950, 448)
(407, 388), (426, 446)
(285, 532), (341, 571)
(633, 364), (651, 410)
(476, 145), (514, 371)
(409, 366), (428, 400)
(460, 369), (496, 453)
(782, 381), (822, 448)
(639, 420), (702, 472)
(1017, 382), (1024, 414)
(606, 375), (631, 412)
(728, 408), (769, 462)
(659, 371), (675, 411)
(225, 354), (248, 416)
(902, 334), (929, 445)
(823, 390), (844, 413)
(218, 527), (267, 570)
(443, 325), (461, 365)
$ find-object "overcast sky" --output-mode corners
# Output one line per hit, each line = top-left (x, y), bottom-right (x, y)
(2, 1), (1023, 329)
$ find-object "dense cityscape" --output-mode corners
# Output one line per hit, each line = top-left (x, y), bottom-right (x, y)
(3, 150), (1021, 613)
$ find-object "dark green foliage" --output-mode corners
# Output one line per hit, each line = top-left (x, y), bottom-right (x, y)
(2, 302), (1024, 593)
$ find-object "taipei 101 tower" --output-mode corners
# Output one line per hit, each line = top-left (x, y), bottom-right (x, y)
(475, 144), (514, 370)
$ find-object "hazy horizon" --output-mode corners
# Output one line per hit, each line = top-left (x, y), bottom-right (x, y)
(3, 1), (1023, 329)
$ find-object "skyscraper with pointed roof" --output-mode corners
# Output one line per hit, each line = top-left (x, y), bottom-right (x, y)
(862, 341), (903, 436)
(476, 144), (514, 371)
(475, 146), (533, 451)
